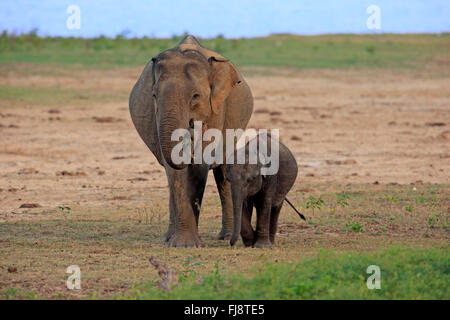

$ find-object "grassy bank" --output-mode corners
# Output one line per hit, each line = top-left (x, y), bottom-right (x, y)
(121, 246), (449, 299)
(1, 32), (449, 70)
(1, 183), (448, 299)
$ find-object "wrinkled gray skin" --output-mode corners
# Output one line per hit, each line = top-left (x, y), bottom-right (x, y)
(129, 35), (253, 247)
(226, 136), (298, 248)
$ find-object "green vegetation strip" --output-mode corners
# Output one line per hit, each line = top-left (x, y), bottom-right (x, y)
(0, 85), (128, 108)
(121, 246), (449, 299)
(1, 32), (449, 69)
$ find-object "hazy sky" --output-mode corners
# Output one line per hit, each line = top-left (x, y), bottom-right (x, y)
(0, 0), (449, 37)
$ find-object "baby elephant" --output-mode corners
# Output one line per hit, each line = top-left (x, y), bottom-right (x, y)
(226, 134), (304, 248)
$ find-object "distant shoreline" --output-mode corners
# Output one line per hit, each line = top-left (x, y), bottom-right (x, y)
(1, 30), (449, 40)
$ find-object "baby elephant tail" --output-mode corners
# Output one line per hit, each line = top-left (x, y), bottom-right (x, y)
(285, 197), (306, 221)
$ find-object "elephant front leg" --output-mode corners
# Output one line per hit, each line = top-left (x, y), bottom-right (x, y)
(164, 165), (207, 247)
(241, 199), (254, 247)
(163, 189), (176, 242)
(187, 164), (209, 227)
(213, 165), (234, 240)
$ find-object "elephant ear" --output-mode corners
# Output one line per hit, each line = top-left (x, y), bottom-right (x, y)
(208, 56), (242, 115)
(129, 60), (163, 165)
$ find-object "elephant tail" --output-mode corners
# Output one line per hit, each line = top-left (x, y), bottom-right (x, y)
(285, 197), (306, 221)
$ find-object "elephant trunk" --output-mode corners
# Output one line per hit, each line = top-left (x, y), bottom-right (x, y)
(230, 186), (243, 246)
(158, 106), (189, 170)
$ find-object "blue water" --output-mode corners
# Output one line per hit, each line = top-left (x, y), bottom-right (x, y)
(0, 0), (449, 38)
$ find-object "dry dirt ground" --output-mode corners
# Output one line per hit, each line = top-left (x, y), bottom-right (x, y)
(0, 64), (449, 298)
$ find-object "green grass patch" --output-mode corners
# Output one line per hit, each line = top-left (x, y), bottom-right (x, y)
(1, 32), (449, 70)
(120, 246), (449, 299)
(0, 218), (164, 242)
(0, 85), (128, 108)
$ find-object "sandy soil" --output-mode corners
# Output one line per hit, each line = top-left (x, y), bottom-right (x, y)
(0, 65), (449, 298)
(1, 66), (449, 219)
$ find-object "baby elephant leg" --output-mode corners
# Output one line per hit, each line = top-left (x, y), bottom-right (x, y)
(241, 199), (254, 247)
(269, 204), (283, 244)
(253, 199), (272, 248)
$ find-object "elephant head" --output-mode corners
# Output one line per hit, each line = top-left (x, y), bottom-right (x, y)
(149, 36), (242, 169)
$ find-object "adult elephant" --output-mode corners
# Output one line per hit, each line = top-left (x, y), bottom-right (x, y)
(129, 35), (253, 247)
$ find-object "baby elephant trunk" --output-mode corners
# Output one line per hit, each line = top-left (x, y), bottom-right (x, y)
(230, 188), (243, 246)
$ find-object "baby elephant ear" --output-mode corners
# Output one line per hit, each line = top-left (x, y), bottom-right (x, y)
(209, 56), (242, 114)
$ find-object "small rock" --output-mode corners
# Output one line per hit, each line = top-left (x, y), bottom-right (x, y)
(127, 177), (148, 182)
(426, 122), (445, 127)
(8, 266), (17, 273)
(19, 203), (41, 208)
(56, 170), (86, 176)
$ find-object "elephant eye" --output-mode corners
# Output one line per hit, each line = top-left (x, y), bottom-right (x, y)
(190, 93), (201, 109)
